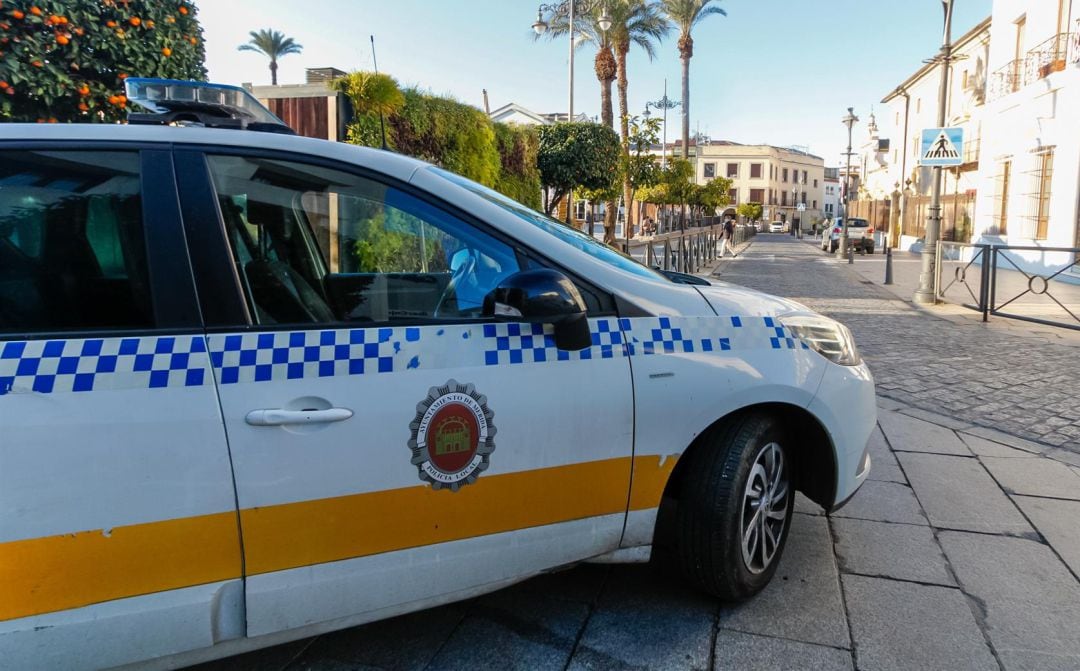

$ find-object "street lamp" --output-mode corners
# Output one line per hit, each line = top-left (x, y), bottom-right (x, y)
(840, 107), (859, 260)
(644, 79), (679, 169)
(532, 1), (611, 121)
(791, 187), (798, 237)
(914, 0), (955, 304)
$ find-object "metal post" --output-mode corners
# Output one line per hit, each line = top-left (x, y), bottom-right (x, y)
(885, 247), (894, 284)
(914, 0), (954, 304)
(839, 107), (857, 259)
(565, 0), (575, 227)
(662, 79), (668, 169)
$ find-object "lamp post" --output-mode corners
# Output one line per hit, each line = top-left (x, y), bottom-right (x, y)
(533, 1), (610, 228)
(914, 0), (955, 304)
(644, 79), (679, 169)
(532, 1), (612, 122)
(791, 187), (798, 236)
(840, 107), (859, 258)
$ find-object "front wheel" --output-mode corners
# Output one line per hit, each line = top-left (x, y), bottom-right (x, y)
(675, 413), (794, 601)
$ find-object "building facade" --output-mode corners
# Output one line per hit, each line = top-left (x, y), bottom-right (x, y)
(973, 0), (1080, 276)
(694, 143), (825, 230)
(823, 167), (842, 221)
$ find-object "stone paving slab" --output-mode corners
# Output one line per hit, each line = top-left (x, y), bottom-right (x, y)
(866, 425), (907, 484)
(830, 480), (927, 525)
(288, 603), (466, 671)
(981, 456), (1080, 500)
(794, 492), (824, 515)
(717, 514), (850, 650)
(897, 453), (1034, 536)
(960, 426), (1051, 455)
(877, 409), (971, 456)
(1013, 496), (1080, 578)
(567, 565), (714, 671)
(895, 406), (976, 432)
(712, 630), (852, 671)
(841, 575), (996, 671)
(939, 531), (1080, 671)
(959, 433), (1039, 458)
(429, 591), (587, 671)
(831, 518), (953, 586)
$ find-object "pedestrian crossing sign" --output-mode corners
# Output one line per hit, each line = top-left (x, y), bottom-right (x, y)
(919, 127), (964, 166)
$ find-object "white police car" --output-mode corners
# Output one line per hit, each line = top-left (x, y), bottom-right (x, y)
(0, 80), (874, 670)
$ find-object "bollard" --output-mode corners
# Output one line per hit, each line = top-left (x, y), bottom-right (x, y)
(847, 243), (854, 264)
(884, 247), (894, 285)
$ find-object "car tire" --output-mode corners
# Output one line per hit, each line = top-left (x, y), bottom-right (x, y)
(674, 412), (794, 601)
(865, 243), (875, 255)
(829, 241), (838, 253)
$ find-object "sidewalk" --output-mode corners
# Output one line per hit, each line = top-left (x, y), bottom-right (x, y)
(190, 397), (1080, 671)
(711, 235), (1080, 459)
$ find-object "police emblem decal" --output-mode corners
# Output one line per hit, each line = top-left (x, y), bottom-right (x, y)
(408, 380), (496, 491)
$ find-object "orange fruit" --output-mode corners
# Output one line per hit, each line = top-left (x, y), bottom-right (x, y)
(4, 87), (14, 95)
(106, 20), (116, 27)
(145, 19), (154, 28)
(108, 94), (120, 105)
(118, 72), (127, 79)
(59, 16), (67, 24)
(31, 59), (43, 67)
(78, 102), (88, 111)
(129, 16), (140, 26)
(73, 27), (84, 35)
(48, 117), (57, 123)
(78, 84), (89, 96)
(29, 6), (41, 16)
(161, 46), (171, 56)
(11, 9), (23, 19)
(188, 36), (196, 44)
(56, 34), (69, 45)
(178, 6), (188, 14)
(0, 80), (6, 88)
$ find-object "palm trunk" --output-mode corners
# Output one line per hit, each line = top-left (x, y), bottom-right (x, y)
(595, 45), (617, 243)
(680, 53), (690, 160)
(616, 43), (633, 241)
(270, 59), (278, 86)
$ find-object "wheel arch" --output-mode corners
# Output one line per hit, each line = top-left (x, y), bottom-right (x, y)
(654, 402), (837, 541)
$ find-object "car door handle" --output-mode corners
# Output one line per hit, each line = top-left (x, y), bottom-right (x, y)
(245, 408), (354, 426)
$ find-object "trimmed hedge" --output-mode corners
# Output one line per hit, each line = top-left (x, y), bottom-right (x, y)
(337, 74), (541, 210)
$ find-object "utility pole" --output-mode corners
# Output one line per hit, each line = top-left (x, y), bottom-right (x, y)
(839, 107), (859, 258)
(914, 0), (955, 304)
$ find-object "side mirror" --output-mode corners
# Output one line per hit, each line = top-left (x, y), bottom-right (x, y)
(483, 269), (591, 351)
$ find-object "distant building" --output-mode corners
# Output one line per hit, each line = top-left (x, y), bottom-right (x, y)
(824, 167), (841, 221)
(694, 142), (825, 230)
(487, 103), (589, 126)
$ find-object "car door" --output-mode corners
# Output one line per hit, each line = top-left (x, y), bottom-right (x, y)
(0, 147), (242, 670)
(177, 148), (635, 637)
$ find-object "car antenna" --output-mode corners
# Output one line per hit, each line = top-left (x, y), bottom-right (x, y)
(370, 35), (389, 151)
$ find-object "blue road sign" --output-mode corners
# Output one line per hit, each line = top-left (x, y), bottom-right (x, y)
(919, 127), (964, 166)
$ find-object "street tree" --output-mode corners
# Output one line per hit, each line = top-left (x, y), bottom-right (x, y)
(0, 0), (206, 123)
(609, 0), (669, 237)
(533, 6), (616, 129)
(736, 201), (762, 223)
(661, 0), (727, 159)
(689, 176), (731, 218)
(238, 28), (302, 86)
(639, 158), (695, 229)
(537, 122), (621, 220)
(623, 114), (662, 238)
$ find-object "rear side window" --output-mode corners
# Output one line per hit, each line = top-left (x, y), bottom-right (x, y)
(0, 151), (152, 334)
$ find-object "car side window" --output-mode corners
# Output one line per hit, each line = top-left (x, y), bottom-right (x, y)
(0, 151), (152, 334)
(205, 155), (521, 326)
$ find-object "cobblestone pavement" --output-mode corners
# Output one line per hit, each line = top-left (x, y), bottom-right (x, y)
(188, 404), (1080, 671)
(184, 236), (1080, 671)
(712, 235), (1080, 459)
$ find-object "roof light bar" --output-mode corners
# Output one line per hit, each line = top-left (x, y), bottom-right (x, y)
(124, 78), (294, 134)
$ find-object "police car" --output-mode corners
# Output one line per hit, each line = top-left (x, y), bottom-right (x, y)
(0, 80), (875, 670)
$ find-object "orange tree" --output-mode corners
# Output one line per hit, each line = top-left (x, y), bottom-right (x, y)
(0, 0), (206, 123)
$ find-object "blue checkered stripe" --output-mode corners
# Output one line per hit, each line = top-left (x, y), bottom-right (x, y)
(482, 318), (626, 366)
(207, 327), (421, 384)
(762, 316), (808, 351)
(619, 316), (734, 356)
(0, 335), (209, 395)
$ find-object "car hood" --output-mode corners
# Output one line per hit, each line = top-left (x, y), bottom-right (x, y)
(692, 280), (814, 318)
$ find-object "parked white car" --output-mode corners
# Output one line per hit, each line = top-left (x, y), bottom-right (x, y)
(821, 217), (875, 254)
(0, 80), (875, 671)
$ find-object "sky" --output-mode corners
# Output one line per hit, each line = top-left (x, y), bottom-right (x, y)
(195, 0), (993, 167)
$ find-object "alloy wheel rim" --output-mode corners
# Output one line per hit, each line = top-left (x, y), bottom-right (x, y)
(739, 441), (789, 575)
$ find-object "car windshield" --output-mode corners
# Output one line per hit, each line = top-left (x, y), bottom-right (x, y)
(429, 167), (666, 282)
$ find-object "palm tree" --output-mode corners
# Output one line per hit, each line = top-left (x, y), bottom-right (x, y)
(661, 0), (726, 159)
(533, 9), (617, 129)
(608, 0), (669, 238)
(238, 29), (303, 86)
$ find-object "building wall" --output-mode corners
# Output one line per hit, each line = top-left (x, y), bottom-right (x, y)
(973, 0), (1080, 275)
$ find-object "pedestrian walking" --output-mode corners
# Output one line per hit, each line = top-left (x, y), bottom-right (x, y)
(719, 218), (735, 257)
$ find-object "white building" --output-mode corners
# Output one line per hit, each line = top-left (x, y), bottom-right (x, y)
(823, 167), (842, 221)
(973, 0), (1080, 276)
(487, 102), (590, 126)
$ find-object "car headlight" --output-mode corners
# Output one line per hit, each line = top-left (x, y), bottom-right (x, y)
(778, 313), (862, 366)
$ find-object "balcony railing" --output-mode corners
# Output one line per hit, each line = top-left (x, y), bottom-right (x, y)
(990, 32), (1077, 102)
